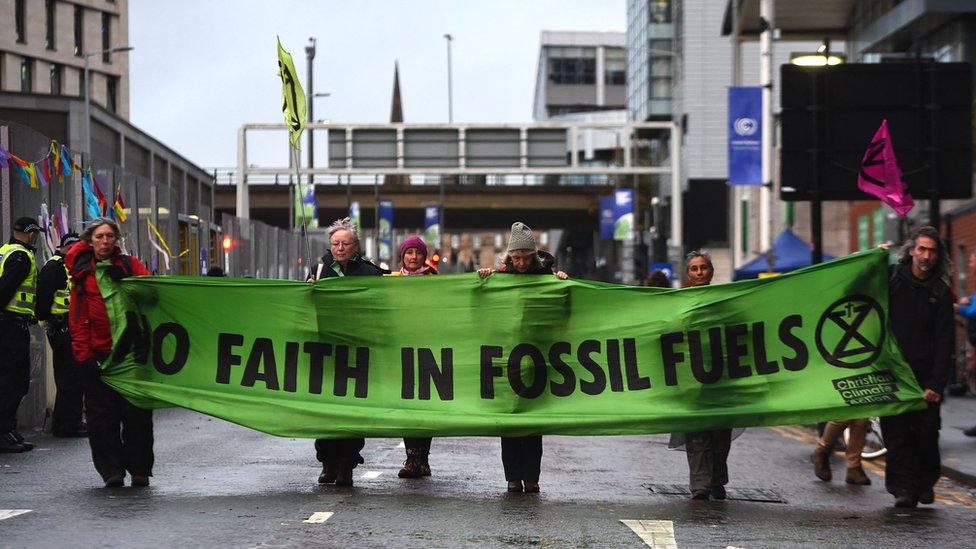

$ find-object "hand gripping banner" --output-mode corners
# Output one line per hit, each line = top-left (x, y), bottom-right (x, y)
(97, 249), (925, 439)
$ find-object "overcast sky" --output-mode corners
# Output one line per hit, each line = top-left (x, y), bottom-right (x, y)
(128, 1), (625, 169)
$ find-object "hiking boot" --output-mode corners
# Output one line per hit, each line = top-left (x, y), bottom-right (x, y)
(918, 489), (935, 505)
(131, 475), (150, 487)
(964, 425), (976, 437)
(845, 466), (871, 486)
(894, 496), (918, 508)
(318, 463), (337, 484)
(398, 449), (431, 479)
(523, 482), (540, 493)
(710, 485), (727, 500)
(507, 481), (523, 493)
(811, 443), (832, 482)
(690, 490), (710, 500)
(334, 459), (355, 487)
(104, 473), (124, 488)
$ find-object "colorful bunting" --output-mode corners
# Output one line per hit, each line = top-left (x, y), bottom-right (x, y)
(90, 171), (108, 215)
(0, 140), (79, 188)
(60, 145), (73, 177)
(113, 189), (128, 223)
(82, 170), (102, 220)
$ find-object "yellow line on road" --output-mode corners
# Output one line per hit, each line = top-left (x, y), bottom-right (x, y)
(770, 425), (976, 509)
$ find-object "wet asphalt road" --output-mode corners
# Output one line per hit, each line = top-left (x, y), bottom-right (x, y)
(2, 408), (975, 548)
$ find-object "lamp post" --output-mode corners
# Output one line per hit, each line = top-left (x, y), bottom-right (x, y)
(443, 34), (454, 123)
(304, 37), (330, 197)
(441, 33), (454, 264)
(83, 45), (133, 162)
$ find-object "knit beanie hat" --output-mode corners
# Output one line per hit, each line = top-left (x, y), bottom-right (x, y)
(507, 222), (536, 252)
(399, 234), (428, 261)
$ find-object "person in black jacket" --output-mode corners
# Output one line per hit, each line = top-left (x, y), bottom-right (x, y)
(478, 222), (568, 494)
(0, 217), (45, 453)
(35, 232), (87, 437)
(883, 226), (954, 508)
(307, 217), (388, 487)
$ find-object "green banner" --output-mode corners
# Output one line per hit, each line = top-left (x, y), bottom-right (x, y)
(98, 249), (925, 439)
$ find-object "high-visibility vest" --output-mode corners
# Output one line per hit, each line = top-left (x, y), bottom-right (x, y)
(0, 242), (37, 316)
(49, 253), (71, 315)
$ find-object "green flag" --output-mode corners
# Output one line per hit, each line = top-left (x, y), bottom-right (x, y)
(277, 37), (306, 149)
(97, 249), (924, 439)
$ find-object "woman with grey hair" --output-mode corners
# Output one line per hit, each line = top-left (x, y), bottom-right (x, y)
(671, 250), (737, 500)
(66, 216), (153, 488)
(307, 217), (387, 487)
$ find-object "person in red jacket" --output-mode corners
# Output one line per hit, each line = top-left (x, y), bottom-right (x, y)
(66, 217), (152, 488)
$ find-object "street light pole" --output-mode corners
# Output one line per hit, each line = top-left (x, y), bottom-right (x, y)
(444, 34), (453, 123)
(305, 37), (316, 185)
(83, 45), (133, 162)
(441, 33), (454, 263)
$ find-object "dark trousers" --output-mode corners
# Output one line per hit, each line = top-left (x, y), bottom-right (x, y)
(881, 403), (941, 498)
(46, 322), (85, 434)
(83, 364), (154, 480)
(404, 437), (432, 452)
(0, 318), (30, 433)
(685, 429), (732, 492)
(500, 436), (542, 482)
(314, 438), (365, 466)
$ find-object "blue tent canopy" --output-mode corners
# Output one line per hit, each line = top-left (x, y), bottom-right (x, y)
(733, 228), (834, 281)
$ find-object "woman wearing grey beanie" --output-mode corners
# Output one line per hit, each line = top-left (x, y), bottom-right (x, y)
(478, 222), (568, 493)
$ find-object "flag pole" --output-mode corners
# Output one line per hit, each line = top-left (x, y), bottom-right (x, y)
(291, 146), (312, 278)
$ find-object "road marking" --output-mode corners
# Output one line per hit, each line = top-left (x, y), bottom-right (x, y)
(361, 470), (382, 479)
(396, 441), (405, 448)
(621, 519), (677, 548)
(0, 510), (32, 521)
(302, 512), (333, 524)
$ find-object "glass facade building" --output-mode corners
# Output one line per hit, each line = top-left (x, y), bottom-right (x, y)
(627, 0), (673, 121)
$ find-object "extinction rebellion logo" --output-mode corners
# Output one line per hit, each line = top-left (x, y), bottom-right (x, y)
(815, 295), (884, 369)
(816, 295), (900, 405)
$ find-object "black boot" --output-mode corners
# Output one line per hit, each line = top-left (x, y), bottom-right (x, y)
(334, 459), (355, 487)
(318, 462), (337, 484)
(9, 430), (34, 451)
(398, 448), (431, 479)
(0, 432), (28, 453)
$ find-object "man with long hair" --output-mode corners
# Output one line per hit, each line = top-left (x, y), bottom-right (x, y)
(884, 225), (954, 508)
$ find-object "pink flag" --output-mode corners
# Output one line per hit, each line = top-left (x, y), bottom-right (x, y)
(857, 119), (914, 217)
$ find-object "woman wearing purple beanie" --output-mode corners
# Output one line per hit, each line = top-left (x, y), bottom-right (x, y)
(392, 234), (438, 478)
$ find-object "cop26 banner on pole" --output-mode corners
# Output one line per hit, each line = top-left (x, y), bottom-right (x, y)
(612, 189), (633, 241)
(728, 86), (763, 185)
(96, 249), (925, 439)
(423, 205), (440, 246)
(378, 200), (393, 262)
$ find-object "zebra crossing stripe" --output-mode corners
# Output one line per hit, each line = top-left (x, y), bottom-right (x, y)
(0, 510), (32, 521)
(621, 519), (678, 548)
(302, 512), (333, 524)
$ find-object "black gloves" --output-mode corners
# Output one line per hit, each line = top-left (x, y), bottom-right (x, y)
(105, 265), (127, 281)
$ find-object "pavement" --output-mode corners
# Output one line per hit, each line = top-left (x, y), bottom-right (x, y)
(939, 392), (976, 485)
(3, 408), (976, 548)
